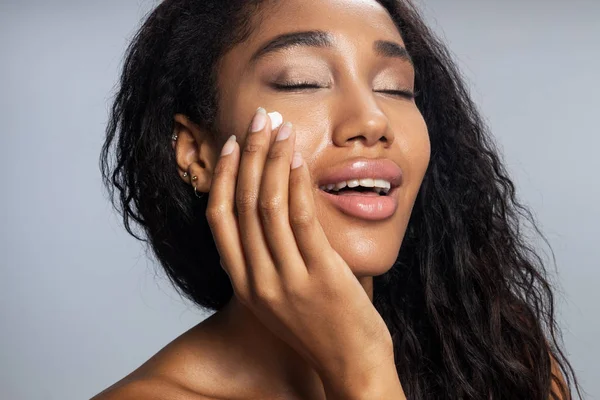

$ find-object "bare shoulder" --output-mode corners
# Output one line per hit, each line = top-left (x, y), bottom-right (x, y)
(90, 314), (238, 400)
(90, 377), (216, 400)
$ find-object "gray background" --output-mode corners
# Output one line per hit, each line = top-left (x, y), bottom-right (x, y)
(0, 1), (597, 399)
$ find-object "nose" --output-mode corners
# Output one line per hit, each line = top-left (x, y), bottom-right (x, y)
(331, 86), (394, 148)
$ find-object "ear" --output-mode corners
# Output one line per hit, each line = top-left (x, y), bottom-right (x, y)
(173, 114), (219, 193)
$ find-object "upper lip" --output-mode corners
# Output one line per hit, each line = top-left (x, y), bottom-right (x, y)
(316, 157), (403, 189)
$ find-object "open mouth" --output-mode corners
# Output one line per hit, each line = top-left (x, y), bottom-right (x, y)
(319, 179), (392, 196)
(320, 186), (389, 196)
(314, 158), (402, 220)
(317, 182), (399, 221)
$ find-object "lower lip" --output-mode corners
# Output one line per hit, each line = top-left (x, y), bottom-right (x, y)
(318, 188), (399, 221)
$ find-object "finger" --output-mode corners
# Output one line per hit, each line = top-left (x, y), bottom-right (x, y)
(236, 108), (279, 285)
(288, 152), (334, 270)
(205, 135), (248, 295)
(259, 122), (307, 281)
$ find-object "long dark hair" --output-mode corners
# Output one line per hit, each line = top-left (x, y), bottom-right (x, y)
(100, 0), (583, 398)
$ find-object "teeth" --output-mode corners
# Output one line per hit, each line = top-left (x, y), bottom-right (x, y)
(374, 179), (391, 190)
(358, 178), (374, 187)
(319, 178), (393, 194)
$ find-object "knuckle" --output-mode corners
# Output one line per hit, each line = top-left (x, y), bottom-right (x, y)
(266, 146), (289, 161)
(251, 285), (280, 306)
(242, 140), (263, 155)
(236, 189), (258, 214)
(213, 159), (234, 178)
(290, 209), (314, 228)
(282, 280), (307, 300)
(205, 204), (227, 225)
(258, 194), (284, 216)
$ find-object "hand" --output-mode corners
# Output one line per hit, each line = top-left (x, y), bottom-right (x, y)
(206, 107), (397, 394)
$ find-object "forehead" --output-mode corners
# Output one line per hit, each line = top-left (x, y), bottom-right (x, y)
(246, 0), (403, 51)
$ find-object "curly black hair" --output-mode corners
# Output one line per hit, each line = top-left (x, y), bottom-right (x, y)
(100, 0), (583, 398)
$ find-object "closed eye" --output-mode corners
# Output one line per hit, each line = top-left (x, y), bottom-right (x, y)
(271, 82), (324, 91)
(271, 82), (418, 99)
(375, 89), (418, 100)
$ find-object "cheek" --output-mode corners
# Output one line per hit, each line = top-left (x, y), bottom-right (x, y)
(290, 117), (331, 162)
(395, 112), (431, 187)
(216, 82), (274, 143)
(218, 90), (328, 154)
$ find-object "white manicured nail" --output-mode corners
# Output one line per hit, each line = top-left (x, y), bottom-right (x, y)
(268, 112), (283, 130)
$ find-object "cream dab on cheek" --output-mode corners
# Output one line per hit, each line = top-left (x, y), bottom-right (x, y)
(268, 111), (283, 130)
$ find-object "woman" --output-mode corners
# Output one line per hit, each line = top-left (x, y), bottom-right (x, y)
(94, 0), (582, 398)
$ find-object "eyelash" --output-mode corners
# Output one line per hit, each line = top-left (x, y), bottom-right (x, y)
(272, 81), (418, 99)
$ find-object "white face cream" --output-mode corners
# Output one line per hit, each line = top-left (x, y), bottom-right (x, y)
(268, 111), (283, 130)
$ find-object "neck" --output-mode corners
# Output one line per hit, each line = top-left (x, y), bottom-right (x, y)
(212, 275), (374, 396)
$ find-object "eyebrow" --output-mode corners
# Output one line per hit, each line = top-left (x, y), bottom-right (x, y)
(249, 30), (414, 67)
(373, 40), (414, 66)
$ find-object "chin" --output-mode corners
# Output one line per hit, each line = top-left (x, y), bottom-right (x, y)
(342, 247), (401, 278)
(325, 223), (405, 278)
(314, 185), (414, 278)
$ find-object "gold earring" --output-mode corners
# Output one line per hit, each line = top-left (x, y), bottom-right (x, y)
(194, 185), (204, 199)
(191, 176), (204, 199)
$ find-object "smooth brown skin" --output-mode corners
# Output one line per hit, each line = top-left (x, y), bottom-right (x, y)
(92, 1), (566, 399)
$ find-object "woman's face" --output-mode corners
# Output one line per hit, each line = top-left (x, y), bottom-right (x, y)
(214, 0), (430, 277)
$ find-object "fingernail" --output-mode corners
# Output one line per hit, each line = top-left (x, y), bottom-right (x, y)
(276, 122), (292, 141)
(221, 135), (237, 156)
(268, 112), (283, 130)
(251, 108), (267, 132)
(291, 152), (303, 169)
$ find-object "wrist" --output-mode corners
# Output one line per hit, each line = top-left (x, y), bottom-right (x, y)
(319, 359), (406, 400)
